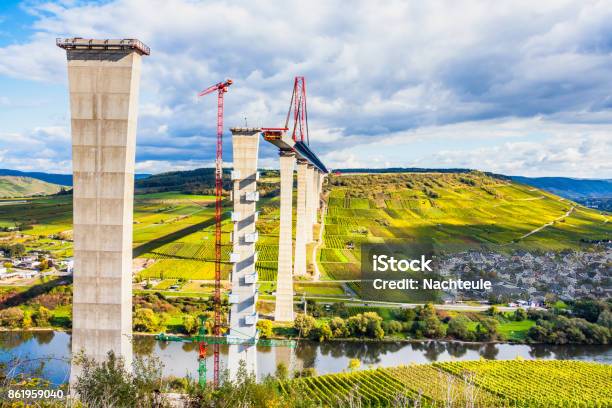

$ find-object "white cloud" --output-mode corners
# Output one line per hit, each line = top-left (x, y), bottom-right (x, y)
(320, 117), (612, 177)
(0, 0), (610, 177)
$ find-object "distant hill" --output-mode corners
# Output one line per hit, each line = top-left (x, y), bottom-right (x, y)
(0, 169), (151, 186)
(511, 176), (612, 200)
(0, 176), (66, 198)
(135, 168), (280, 194)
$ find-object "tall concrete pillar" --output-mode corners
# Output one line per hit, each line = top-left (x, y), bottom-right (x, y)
(293, 160), (308, 276)
(57, 38), (149, 381)
(305, 165), (315, 243)
(228, 128), (260, 379)
(274, 151), (296, 322)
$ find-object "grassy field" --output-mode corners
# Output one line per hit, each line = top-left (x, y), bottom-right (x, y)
(320, 172), (611, 281)
(282, 360), (612, 407)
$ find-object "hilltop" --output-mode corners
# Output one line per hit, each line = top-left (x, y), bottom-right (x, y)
(0, 176), (66, 198)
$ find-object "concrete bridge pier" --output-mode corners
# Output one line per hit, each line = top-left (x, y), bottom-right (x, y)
(57, 38), (149, 383)
(274, 151), (296, 322)
(293, 160), (309, 276)
(228, 128), (261, 379)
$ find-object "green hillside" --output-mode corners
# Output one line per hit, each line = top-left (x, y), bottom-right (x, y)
(320, 172), (610, 280)
(0, 176), (65, 198)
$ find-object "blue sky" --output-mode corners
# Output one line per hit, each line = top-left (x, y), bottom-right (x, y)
(0, 0), (610, 177)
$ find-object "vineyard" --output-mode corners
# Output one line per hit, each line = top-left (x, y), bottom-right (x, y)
(281, 360), (612, 407)
(319, 172), (611, 281)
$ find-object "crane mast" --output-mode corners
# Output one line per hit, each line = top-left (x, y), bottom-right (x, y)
(198, 79), (233, 388)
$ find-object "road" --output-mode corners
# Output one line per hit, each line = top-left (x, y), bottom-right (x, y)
(259, 297), (528, 312)
(519, 205), (575, 240)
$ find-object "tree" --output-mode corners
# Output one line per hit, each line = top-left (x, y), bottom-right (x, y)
(382, 320), (403, 335)
(318, 323), (333, 342)
(363, 312), (384, 339)
(347, 314), (368, 336)
(417, 303), (437, 320)
(183, 315), (198, 335)
(133, 308), (161, 333)
(422, 315), (446, 338)
(294, 313), (316, 337)
(514, 308), (527, 321)
(8, 244), (25, 258)
(257, 319), (274, 338)
(0, 307), (24, 328)
(596, 309), (612, 329)
(21, 311), (32, 329)
(573, 300), (604, 323)
(329, 317), (349, 338)
(447, 316), (474, 341)
(486, 306), (500, 316)
(38, 259), (50, 271)
(476, 318), (500, 341)
(33, 306), (52, 327)
(348, 359), (360, 371)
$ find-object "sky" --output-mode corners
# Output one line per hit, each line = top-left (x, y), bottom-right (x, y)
(0, 0), (610, 178)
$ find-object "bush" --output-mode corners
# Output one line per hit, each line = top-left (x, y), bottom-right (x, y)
(183, 361), (312, 408)
(73, 351), (164, 408)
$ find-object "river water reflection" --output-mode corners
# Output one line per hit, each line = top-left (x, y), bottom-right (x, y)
(1, 331), (610, 386)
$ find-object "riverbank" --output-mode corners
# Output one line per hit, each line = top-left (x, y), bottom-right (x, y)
(2, 330), (611, 388)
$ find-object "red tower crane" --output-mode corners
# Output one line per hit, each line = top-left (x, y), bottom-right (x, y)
(156, 78), (298, 388)
(262, 76), (310, 144)
(198, 78), (232, 388)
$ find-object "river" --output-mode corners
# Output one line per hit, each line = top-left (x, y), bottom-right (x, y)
(1, 331), (610, 386)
